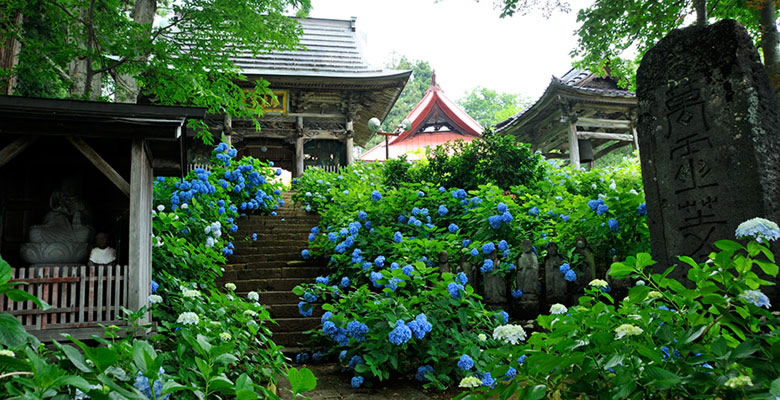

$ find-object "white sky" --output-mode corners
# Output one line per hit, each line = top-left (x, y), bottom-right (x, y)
(309, 0), (593, 101)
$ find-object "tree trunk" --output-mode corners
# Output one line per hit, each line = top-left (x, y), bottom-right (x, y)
(0, 11), (23, 95)
(760, 0), (780, 105)
(115, 0), (155, 103)
(67, 7), (101, 99)
(693, 0), (707, 26)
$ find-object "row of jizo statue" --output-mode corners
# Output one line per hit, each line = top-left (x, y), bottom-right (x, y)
(437, 236), (631, 318)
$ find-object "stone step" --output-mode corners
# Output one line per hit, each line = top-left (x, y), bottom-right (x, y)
(233, 241), (310, 250)
(225, 259), (325, 271)
(221, 266), (325, 281)
(235, 278), (310, 292)
(237, 223), (321, 231)
(273, 332), (315, 348)
(269, 303), (324, 319)
(271, 317), (320, 333)
(240, 290), (299, 304)
(232, 233), (312, 241)
(229, 252), (303, 262)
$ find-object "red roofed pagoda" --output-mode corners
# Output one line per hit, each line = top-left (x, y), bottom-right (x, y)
(359, 74), (482, 161)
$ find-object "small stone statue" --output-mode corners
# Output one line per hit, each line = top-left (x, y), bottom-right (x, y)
(544, 242), (567, 304)
(88, 233), (117, 267)
(607, 255), (631, 302)
(515, 239), (539, 297)
(438, 250), (451, 274)
(514, 239), (540, 317)
(574, 235), (596, 282)
(483, 249), (507, 305)
(459, 252), (478, 289)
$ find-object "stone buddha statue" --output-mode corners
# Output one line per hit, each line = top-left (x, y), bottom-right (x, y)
(21, 177), (94, 265)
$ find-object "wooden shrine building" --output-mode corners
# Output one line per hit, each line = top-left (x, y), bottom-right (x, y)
(495, 69), (637, 168)
(360, 77), (482, 161)
(0, 96), (205, 339)
(200, 17), (411, 175)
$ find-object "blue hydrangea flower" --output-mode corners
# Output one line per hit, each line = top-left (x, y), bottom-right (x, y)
(439, 186), (446, 193)
(482, 242), (496, 254)
(133, 369), (169, 400)
(303, 291), (317, 303)
(529, 207), (539, 216)
(453, 188), (467, 199)
(295, 352), (309, 364)
(504, 366), (517, 381)
(559, 263), (570, 273)
(351, 376), (364, 388)
(301, 249), (311, 259)
(398, 215), (407, 223)
(608, 218), (619, 231)
(488, 215), (502, 229)
(335, 242), (347, 253)
(340, 277), (350, 288)
(390, 262), (400, 270)
(497, 202), (508, 213)
(501, 211), (514, 223)
(564, 269), (577, 282)
(407, 313), (432, 339)
(517, 355), (527, 365)
(374, 256), (385, 267)
(498, 240), (508, 251)
(448, 223), (459, 233)
(316, 276), (329, 285)
(387, 277), (402, 291)
(357, 211), (367, 220)
(735, 218), (780, 243)
(418, 191), (425, 197)
(347, 321), (369, 342)
(512, 289), (523, 299)
(321, 311), (333, 323)
(416, 365), (434, 382)
(448, 282), (463, 299)
(438, 205), (448, 216)
(588, 199), (601, 211)
(481, 372), (496, 388)
(371, 190), (382, 201)
(394, 231), (403, 243)
(739, 289), (771, 308)
(500, 310), (509, 324)
(637, 203), (647, 216)
(151, 280), (159, 293)
(561, 214), (570, 222)
(348, 355), (364, 369)
(470, 248), (479, 257)
(362, 262), (372, 271)
(597, 204), (609, 215)
(339, 350), (347, 360)
(328, 232), (337, 242)
(298, 302), (313, 317)
(481, 259), (494, 273)
(388, 320), (412, 345)
(462, 239), (471, 247)
(311, 226), (320, 234)
(370, 272), (384, 288)
(456, 272), (468, 285)
(457, 354), (474, 370)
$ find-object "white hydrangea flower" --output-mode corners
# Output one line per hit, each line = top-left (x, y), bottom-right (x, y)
(615, 324), (643, 339)
(647, 291), (663, 300)
(226, 294), (234, 301)
(247, 291), (259, 302)
(636, 280), (646, 286)
(492, 324), (528, 345)
(147, 295), (163, 304)
(224, 282), (237, 291)
(219, 332), (232, 341)
(477, 333), (487, 341)
(244, 310), (257, 317)
(735, 218), (780, 243)
(629, 189), (639, 195)
(0, 349), (15, 357)
(724, 375), (752, 388)
(609, 180), (616, 191)
(589, 279), (609, 288)
(153, 236), (163, 247)
(181, 203), (189, 209)
(205, 237), (215, 248)
(739, 290), (771, 309)
(157, 205), (165, 212)
(550, 304), (568, 315)
(182, 289), (201, 298)
(177, 312), (199, 325)
(459, 376), (483, 388)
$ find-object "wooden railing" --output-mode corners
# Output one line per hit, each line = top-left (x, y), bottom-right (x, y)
(305, 164), (341, 173)
(188, 163), (211, 172)
(0, 265), (130, 340)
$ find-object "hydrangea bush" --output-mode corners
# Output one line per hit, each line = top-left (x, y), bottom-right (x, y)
(457, 224), (780, 399)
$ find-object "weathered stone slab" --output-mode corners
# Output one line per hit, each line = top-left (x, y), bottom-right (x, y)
(637, 19), (780, 272)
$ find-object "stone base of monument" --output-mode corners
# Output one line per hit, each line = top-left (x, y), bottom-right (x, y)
(20, 242), (90, 265)
(510, 298), (539, 320)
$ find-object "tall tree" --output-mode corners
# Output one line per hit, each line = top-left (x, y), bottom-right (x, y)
(0, 0), (310, 142)
(365, 55), (433, 148)
(489, 0), (780, 100)
(457, 86), (530, 129)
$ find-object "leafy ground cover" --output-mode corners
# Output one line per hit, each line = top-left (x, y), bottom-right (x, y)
(291, 138), (779, 398)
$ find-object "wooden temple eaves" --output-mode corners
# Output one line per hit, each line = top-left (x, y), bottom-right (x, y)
(495, 71), (638, 169)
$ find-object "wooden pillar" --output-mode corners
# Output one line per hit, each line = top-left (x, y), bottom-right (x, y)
(128, 138), (152, 320)
(224, 114), (232, 145)
(631, 126), (640, 151)
(567, 120), (580, 169)
(345, 118), (354, 166)
(295, 116), (304, 177)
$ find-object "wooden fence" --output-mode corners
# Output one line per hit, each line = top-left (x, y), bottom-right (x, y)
(305, 164), (341, 173)
(0, 265), (130, 340)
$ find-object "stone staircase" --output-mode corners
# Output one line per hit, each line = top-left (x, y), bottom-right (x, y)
(220, 192), (325, 348)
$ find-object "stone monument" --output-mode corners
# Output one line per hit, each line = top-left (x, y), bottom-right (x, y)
(637, 19), (780, 274)
(438, 250), (451, 274)
(544, 242), (567, 305)
(607, 256), (631, 302)
(459, 252), (478, 291)
(515, 239), (539, 317)
(21, 177), (94, 264)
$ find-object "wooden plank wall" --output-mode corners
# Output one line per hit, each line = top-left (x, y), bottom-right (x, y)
(128, 139), (152, 320)
(0, 265), (129, 331)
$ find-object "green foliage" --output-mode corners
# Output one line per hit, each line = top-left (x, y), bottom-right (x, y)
(457, 87), (530, 129)
(459, 237), (779, 399)
(414, 131), (545, 192)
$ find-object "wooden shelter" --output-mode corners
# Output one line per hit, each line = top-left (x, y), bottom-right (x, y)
(360, 77), (482, 161)
(201, 17), (411, 175)
(0, 96), (205, 339)
(495, 69), (637, 168)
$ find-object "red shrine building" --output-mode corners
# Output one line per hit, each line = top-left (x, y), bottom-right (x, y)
(359, 77), (482, 161)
